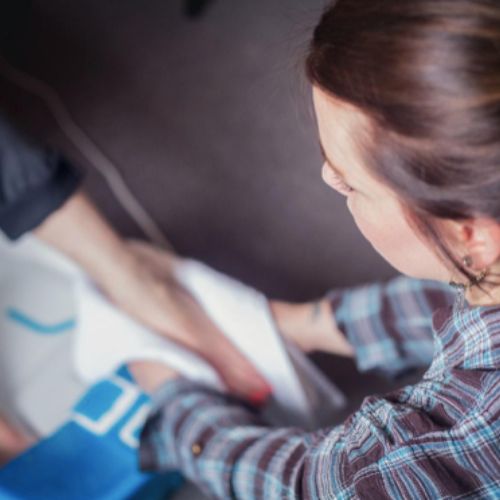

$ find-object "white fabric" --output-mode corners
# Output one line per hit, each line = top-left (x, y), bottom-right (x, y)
(0, 234), (345, 430)
(0, 235), (86, 436)
(75, 259), (345, 429)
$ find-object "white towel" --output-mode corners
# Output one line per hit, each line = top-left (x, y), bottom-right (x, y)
(75, 259), (345, 429)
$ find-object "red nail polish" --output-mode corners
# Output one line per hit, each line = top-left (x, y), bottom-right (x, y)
(249, 388), (272, 406)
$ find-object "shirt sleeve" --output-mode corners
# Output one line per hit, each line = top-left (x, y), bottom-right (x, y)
(139, 377), (487, 499)
(329, 276), (455, 378)
(140, 379), (342, 499)
(0, 116), (83, 239)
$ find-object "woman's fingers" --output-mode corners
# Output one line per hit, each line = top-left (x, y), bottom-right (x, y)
(111, 240), (272, 403)
(165, 285), (273, 402)
(199, 331), (273, 404)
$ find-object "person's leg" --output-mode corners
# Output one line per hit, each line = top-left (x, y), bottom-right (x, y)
(0, 414), (33, 466)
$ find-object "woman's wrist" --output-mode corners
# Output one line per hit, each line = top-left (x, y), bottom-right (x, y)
(270, 298), (354, 357)
(270, 300), (319, 352)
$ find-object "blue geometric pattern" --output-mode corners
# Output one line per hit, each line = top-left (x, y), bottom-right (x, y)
(0, 368), (183, 500)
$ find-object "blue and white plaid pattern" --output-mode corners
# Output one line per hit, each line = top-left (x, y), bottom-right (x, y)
(330, 277), (455, 377)
(140, 277), (500, 499)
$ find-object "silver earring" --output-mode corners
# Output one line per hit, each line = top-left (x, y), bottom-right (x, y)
(463, 255), (473, 268)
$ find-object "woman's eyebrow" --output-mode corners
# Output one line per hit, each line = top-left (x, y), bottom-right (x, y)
(318, 142), (348, 181)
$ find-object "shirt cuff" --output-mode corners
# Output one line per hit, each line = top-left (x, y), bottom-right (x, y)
(327, 287), (409, 378)
(139, 378), (261, 474)
(327, 281), (437, 379)
(0, 157), (83, 239)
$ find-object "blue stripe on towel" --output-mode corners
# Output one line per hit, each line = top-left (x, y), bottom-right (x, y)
(6, 308), (76, 335)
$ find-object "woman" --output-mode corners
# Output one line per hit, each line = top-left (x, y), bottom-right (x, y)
(131, 1), (500, 498)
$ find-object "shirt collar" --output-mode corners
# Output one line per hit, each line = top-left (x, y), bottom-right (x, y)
(430, 296), (500, 372)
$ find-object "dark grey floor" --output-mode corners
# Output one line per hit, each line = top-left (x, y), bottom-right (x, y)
(0, 0), (406, 414)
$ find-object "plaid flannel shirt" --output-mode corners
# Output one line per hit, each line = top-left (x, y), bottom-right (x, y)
(140, 276), (500, 499)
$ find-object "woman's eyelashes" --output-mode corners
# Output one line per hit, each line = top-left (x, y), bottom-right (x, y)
(334, 176), (355, 195)
(322, 164), (355, 195)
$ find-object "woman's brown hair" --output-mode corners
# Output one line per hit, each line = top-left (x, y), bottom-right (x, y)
(306, 0), (500, 284)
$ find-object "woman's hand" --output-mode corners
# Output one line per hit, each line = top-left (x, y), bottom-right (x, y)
(270, 299), (354, 357)
(35, 193), (272, 404)
(97, 240), (273, 403)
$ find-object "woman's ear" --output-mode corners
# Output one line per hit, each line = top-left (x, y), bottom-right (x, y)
(445, 218), (500, 270)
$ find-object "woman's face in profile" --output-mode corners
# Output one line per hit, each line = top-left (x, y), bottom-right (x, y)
(312, 86), (449, 282)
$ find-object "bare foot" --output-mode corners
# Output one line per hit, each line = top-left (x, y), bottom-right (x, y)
(0, 415), (34, 467)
